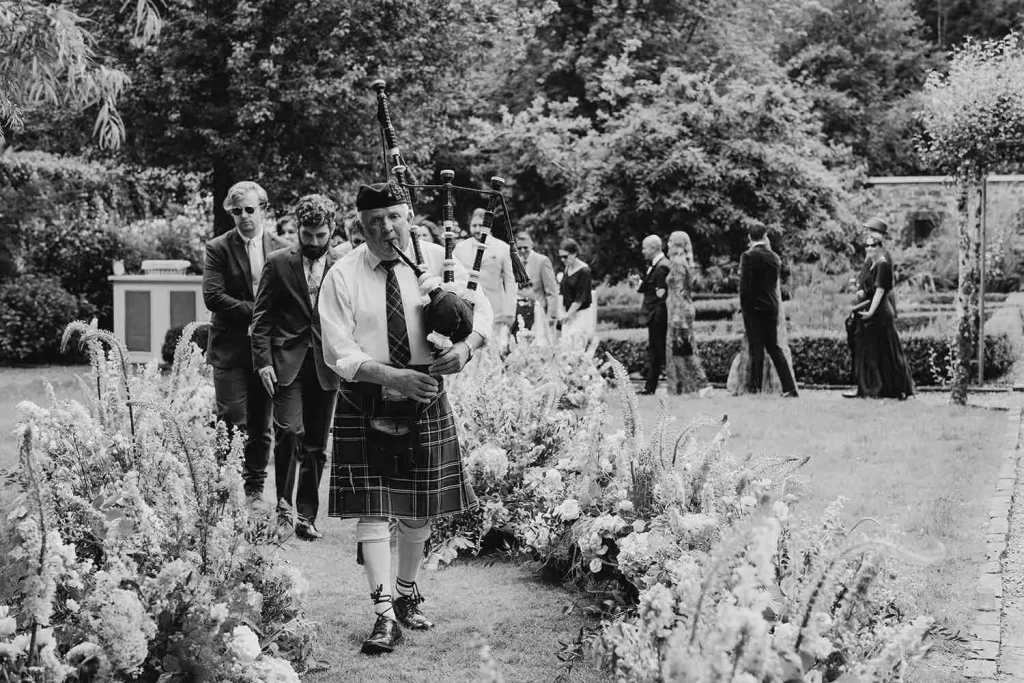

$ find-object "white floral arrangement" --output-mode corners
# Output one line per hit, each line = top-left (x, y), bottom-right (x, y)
(0, 321), (317, 682)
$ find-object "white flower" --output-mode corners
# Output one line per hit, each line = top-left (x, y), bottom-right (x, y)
(227, 625), (261, 663)
(618, 500), (634, 514)
(252, 655), (301, 683)
(632, 520), (646, 533)
(0, 606), (15, 637)
(65, 599), (80, 614)
(544, 468), (562, 486)
(589, 558), (604, 573)
(209, 603), (229, 622)
(555, 499), (581, 522)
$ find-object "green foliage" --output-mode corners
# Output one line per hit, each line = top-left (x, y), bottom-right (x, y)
(595, 327), (1014, 386)
(475, 67), (856, 280)
(780, 0), (939, 174)
(917, 32), (1024, 179)
(0, 275), (92, 364)
(0, 0), (160, 148)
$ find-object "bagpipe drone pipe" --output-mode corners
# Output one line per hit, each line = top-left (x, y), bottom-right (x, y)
(370, 78), (530, 350)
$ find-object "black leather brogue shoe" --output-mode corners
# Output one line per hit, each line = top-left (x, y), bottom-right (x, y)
(360, 614), (402, 655)
(394, 593), (434, 630)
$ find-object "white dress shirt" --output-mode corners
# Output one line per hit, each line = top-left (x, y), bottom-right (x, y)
(453, 236), (516, 320)
(318, 241), (493, 381)
(241, 227), (266, 296)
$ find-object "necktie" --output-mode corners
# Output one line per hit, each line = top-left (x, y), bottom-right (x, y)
(247, 237), (264, 296)
(380, 260), (411, 368)
(306, 257), (323, 305)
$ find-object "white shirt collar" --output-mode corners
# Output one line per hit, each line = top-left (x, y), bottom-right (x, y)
(237, 226), (264, 243)
(650, 252), (665, 266)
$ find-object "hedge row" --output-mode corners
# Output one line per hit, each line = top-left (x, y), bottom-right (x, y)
(595, 328), (1015, 386)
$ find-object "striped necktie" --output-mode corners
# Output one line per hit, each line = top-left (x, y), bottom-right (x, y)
(380, 260), (411, 368)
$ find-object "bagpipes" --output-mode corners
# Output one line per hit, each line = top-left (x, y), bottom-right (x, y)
(370, 79), (530, 350)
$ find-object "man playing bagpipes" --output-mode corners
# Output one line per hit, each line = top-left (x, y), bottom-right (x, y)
(318, 181), (492, 655)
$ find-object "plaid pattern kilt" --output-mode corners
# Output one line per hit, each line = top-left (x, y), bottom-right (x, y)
(328, 387), (477, 519)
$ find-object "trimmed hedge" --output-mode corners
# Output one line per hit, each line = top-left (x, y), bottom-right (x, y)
(0, 275), (93, 364)
(599, 299), (740, 328)
(595, 328), (1015, 387)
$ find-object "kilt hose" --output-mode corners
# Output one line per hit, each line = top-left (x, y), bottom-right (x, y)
(328, 386), (477, 520)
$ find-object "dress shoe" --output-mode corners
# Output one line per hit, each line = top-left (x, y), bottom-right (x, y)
(394, 593), (434, 630)
(841, 391), (860, 399)
(782, 390), (799, 398)
(361, 614), (402, 655)
(295, 519), (323, 541)
(638, 389), (656, 396)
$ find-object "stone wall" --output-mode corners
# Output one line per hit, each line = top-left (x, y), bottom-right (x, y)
(862, 175), (1024, 287)
(862, 175), (1024, 247)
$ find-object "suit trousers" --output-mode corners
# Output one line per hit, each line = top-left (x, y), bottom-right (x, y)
(646, 316), (668, 393)
(272, 350), (339, 522)
(742, 311), (797, 394)
(213, 365), (274, 497)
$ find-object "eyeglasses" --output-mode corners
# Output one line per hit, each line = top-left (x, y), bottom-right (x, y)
(864, 241), (880, 247)
(558, 253), (569, 259)
(230, 206), (257, 217)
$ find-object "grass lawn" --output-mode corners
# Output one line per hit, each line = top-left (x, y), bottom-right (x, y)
(0, 367), (1012, 681)
(609, 389), (1011, 682)
(0, 365), (87, 467)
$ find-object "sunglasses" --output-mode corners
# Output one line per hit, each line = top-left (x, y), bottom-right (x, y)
(558, 253), (569, 259)
(864, 241), (880, 247)
(230, 206), (257, 217)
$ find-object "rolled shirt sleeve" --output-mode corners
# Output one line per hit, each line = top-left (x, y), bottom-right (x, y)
(318, 263), (372, 382)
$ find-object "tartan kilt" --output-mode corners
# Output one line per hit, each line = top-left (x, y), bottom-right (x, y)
(328, 387), (477, 519)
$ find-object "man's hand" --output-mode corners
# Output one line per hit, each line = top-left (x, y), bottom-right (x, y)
(387, 369), (440, 403)
(428, 341), (471, 376)
(656, 288), (666, 299)
(258, 366), (277, 397)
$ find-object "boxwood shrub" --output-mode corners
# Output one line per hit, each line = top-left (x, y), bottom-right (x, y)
(161, 324), (211, 366)
(595, 328), (1015, 387)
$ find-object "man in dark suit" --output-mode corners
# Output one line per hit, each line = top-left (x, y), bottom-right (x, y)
(251, 194), (341, 540)
(739, 224), (798, 397)
(203, 181), (290, 502)
(638, 235), (670, 395)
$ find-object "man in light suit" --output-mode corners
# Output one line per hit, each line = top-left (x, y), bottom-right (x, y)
(202, 180), (290, 501)
(453, 208), (516, 350)
(514, 229), (558, 344)
(251, 194), (342, 539)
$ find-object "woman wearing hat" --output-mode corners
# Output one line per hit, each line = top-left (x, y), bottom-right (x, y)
(845, 217), (914, 399)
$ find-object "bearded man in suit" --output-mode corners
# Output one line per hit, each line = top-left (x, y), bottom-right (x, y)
(251, 194), (342, 540)
(203, 181), (290, 502)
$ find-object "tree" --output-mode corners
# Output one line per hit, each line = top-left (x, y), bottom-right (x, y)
(913, 0), (1024, 48)
(0, 0), (160, 148)
(45, 0), (531, 235)
(779, 0), (940, 174)
(473, 65), (856, 282)
(917, 32), (1024, 404)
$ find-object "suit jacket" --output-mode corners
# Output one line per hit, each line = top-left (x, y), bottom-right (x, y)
(250, 246), (340, 391)
(524, 249), (559, 317)
(202, 229), (290, 369)
(739, 243), (781, 315)
(453, 236), (517, 320)
(638, 255), (670, 326)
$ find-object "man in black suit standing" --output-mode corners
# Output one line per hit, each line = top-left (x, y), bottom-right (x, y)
(638, 235), (670, 395)
(739, 224), (798, 397)
(203, 181), (290, 503)
(251, 194), (341, 539)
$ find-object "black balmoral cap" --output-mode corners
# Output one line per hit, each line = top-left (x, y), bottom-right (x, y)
(355, 182), (406, 212)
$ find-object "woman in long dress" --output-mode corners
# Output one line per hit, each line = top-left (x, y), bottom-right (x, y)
(849, 229), (914, 399)
(557, 238), (595, 342)
(664, 231), (709, 394)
